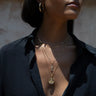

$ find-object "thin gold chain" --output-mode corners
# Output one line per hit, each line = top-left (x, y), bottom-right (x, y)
(41, 46), (59, 77)
(36, 35), (74, 85)
(37, 34), (74, 47)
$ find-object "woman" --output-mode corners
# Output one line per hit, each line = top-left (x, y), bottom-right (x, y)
(0, 0), (96, 96)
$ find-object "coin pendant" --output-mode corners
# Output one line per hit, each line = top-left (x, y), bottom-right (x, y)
(48, 77), (55, 85)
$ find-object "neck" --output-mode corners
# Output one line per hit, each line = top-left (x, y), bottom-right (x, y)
(37, 14), (68, 43)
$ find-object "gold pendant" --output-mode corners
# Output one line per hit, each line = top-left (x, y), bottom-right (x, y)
(48, 77), (55, 85)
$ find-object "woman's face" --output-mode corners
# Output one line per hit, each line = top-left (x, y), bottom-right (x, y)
(43, 0), (83, 21)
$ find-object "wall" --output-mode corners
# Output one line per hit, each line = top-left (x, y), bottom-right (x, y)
(74, 0), (96, 47)
(0, 0), (33, 47)
(0, 0), (96, 47)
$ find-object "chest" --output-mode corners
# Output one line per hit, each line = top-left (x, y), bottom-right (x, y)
(36, 65), (70, 96)
(35, 46), (76, 96)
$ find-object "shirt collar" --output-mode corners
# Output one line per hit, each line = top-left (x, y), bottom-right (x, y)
(69, 33), (86, 57)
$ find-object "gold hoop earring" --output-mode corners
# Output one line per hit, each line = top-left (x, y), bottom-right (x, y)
(39, 2), (42, 12)
(39, 2), (45, 12)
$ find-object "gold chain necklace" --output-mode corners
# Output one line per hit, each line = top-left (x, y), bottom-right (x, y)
(41, 46), (58, 86)
(36, 33), (74, 47)
(37, 37), (60, 86)
(37, 35), (74, 86)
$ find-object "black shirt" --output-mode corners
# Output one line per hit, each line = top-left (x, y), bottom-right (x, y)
(0, 28), (96, 96)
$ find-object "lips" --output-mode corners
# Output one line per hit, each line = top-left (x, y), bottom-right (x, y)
(66, 1), (80, 8)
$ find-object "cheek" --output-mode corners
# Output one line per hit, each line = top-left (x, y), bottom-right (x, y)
(45, 0), (66, 13)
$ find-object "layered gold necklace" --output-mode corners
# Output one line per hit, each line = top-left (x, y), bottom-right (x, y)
(36, 34), (74, 86)
(41, 46), (58, 85)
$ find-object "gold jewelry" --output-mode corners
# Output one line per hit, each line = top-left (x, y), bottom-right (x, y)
(42, 46), (58, 86)
(36, 35), (74, 85)
(39, 2), (42, 12)
(39, 2), (45, 12)
(37, 34), (74, 47)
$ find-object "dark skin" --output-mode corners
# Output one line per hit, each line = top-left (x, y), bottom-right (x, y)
(35, 0), (83, 95)
(35, 44), (76, 96)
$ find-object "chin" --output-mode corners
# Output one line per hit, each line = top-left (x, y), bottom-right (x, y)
(64, 10), (80, 20)
(67, 14), (78, 20)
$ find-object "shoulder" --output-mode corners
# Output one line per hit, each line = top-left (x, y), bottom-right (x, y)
(85, 43), (96, 65)
(76, 37), (96, 56)
(75, 36), (96, 64)
(81, 42), (96, 65)
(0, 34), (34, 56)
(0, 34), (35, 73)
(0, 36), (27, 52)
(85, 43), (96, 56)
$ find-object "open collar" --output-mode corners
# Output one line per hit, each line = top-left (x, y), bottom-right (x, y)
(24, 28), (90, 96)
